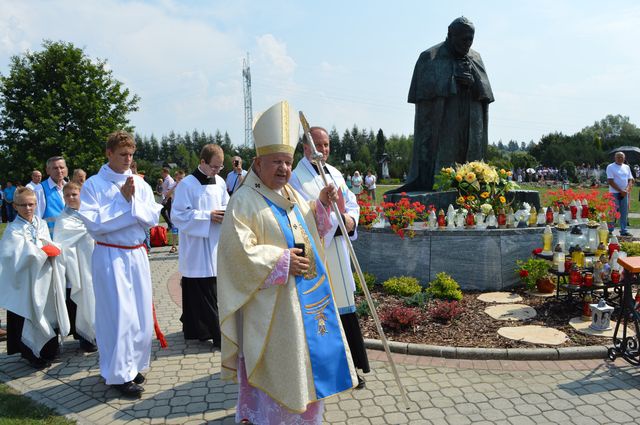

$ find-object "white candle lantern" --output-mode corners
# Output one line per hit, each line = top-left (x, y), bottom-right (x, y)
(589, 299), (615, 331)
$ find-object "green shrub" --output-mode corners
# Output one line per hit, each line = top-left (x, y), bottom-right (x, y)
(355, 299), (379, 318)
(404, 292), (431, 308)
(382, 276), (422, 297)
(354, 271), (377, 294)
(621, 241), (640, 257)
(425, 272), (463, 301)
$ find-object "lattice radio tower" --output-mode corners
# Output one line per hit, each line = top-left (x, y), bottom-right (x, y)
(242, 53), (253, 147)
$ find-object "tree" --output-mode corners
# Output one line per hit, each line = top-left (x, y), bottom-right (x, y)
(0, 40), (140, 180)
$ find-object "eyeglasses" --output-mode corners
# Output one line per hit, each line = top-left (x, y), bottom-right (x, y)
(207, 163), (224, 171)
(15, 203), (36, 208)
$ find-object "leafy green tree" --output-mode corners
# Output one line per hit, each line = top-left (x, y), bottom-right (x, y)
(510, 151), (538, 171)
(0, 40), (139, 179)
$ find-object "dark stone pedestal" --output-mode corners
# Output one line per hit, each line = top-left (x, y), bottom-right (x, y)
(383, 190), (541, 211)
(353, 226), (548, 291)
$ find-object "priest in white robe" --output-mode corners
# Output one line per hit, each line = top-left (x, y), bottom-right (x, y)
(172, 143), (229, 344)
(218, 101), (357, 425)
(79, 130), (162, 397)
(290, 126), (370, 388)
(25, 169), (46, 219)
(53, 182), (97, 352)
(0, 187), (69, 369)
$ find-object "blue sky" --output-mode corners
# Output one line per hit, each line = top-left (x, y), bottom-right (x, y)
(1, 0), (639, 147)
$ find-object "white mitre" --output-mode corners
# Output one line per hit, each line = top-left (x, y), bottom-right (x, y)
(253, 100), (298, 157)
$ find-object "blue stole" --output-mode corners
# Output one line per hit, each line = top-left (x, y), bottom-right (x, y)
(42, 181), (64, 233)
(264, 197), (353, 398)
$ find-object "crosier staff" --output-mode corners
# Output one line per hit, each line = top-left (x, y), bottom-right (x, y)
(299, 111), (410, 410)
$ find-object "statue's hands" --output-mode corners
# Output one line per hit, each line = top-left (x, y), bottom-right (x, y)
(454, 57), (474, 85)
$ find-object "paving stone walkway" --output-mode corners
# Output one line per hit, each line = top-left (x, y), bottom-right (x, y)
(2, 246), (640, 424)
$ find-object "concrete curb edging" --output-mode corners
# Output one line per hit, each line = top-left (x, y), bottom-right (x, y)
(364, 338), (610, 360)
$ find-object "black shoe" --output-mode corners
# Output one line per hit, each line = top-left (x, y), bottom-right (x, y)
(133, 373), (146, 385)
(113, 381), (144, 397)
(80, 340), (98, 353)
(356, 375), (366, 389)
(27, 357), (51, 369)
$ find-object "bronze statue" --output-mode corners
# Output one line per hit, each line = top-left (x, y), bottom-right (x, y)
(394, 17), (494, 193)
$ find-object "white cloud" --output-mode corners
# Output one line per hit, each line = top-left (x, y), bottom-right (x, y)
(255, 34), (296, 78)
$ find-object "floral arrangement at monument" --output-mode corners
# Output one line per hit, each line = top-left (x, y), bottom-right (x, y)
(356, 195), (380, 229)
(380, 194), (429, 238)
(543, 188), (619, 222)
(434, 161), (517, 213)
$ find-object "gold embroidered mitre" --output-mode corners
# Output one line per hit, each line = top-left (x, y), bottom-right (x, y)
(253, 100), (298, 157)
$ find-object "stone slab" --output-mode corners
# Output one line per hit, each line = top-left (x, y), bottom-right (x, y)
(569, 317), (636, 337)
(484, 304), (537, 321)
(498, 325), (568, 345)
(353, 227), (547, 291)
(526, 290), (557, 298)
(477, 292), (523, 303)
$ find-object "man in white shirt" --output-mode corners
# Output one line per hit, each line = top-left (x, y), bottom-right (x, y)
(225, 156), (247, 195)
(25, 170), (46, 219)
(172, 144), (229, 345)
(79, 130), (162, 397)
(364, 170), (377, 201)
(607, 151), (634, 237)
(160, 168), (175, 230)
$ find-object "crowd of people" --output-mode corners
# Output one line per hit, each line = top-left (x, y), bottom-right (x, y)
(0, 101), (373, 424)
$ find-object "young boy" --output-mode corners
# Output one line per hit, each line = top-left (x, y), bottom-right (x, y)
(0, 187), (68, 368)
(54, 182), (97, 353)
(79, 130), (162, 397)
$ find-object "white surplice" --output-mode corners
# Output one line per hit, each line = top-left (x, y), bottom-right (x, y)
(290, 157), (360, 314)
(53, 206), (96, 344)
(0, 215), (69, 356)
(25, 181), (46, 219)
(171, 172), (229, 278)
(78, 164), (161, 385)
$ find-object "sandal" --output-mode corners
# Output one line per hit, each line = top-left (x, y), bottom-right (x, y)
(169, 246), (177, 254)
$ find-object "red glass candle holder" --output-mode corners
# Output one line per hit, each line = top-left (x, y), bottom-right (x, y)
(570, 205), (578, 220)
(611, 269), (621, 284)
(581, 206), (589, 219)
(583, 272), (593, 287)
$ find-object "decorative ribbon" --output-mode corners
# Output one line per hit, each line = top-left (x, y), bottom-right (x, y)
(264, 196), (352, 398)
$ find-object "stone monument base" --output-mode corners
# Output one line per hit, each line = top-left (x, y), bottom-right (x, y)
(353, 226), (548, 291)
(383, 190), (541, 211)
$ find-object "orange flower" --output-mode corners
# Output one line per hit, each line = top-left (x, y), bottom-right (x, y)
(499, 196), (506, 204)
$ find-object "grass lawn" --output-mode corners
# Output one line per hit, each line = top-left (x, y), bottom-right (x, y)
(0, 383), (75, 424)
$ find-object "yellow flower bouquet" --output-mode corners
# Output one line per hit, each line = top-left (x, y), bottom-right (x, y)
(434, 161), (518, 213)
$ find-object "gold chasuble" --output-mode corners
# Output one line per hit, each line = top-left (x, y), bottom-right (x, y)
(218, 171), (357, 413)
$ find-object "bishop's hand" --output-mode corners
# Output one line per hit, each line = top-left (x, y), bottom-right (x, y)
(289, 248), (309, 276)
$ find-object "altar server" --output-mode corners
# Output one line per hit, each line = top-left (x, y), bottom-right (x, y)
(172, 143), (229, 344)
(79, 130), (162, 397)
(53, 182), (97, 352)
(0, 187), (68, 368)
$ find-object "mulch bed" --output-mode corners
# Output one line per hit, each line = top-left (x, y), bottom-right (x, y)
(356, 288), (618, 349)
